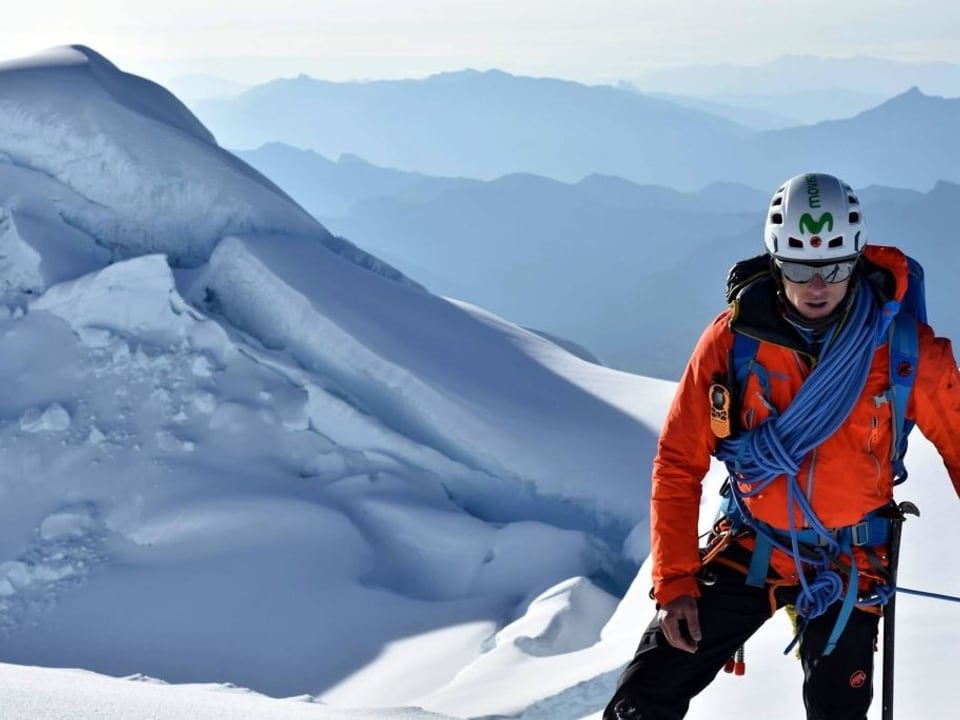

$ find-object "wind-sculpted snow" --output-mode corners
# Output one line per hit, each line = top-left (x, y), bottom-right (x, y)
(0, 42), (664, 688)
(0, 45), (414, 285)
(0, 52), (664, 704)
(0, 246), (656, 699)
(183, 233), (658, 540)
(0, 45), (216, 146)
(0, 164), (112, 303)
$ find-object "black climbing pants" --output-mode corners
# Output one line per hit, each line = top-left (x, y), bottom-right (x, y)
(604, 559), (880, 720)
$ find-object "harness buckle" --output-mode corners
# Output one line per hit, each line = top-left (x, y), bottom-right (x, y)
(816, 529), (836, 547)
(852, 522), (871, 547)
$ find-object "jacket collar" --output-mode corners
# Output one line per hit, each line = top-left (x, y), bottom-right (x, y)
(728, 245), (908, 351)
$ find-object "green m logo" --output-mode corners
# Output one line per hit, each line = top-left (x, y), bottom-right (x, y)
(799, 212), (834, 235)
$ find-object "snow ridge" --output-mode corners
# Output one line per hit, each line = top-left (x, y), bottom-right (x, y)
(0, 45), (418, 284)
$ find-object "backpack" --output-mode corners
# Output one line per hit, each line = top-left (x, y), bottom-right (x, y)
(725, 252), (926, 484)
(887, 255), (926, 483)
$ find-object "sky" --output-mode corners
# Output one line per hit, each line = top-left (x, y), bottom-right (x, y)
(2, 1), (960, 85)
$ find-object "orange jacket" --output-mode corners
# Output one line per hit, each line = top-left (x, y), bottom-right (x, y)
(650, 245), (960, 607)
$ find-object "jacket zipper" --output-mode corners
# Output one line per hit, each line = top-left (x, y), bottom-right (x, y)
(866, 415), (882, 492)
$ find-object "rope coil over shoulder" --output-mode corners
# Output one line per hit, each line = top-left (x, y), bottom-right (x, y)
(714, 281), (893, 655)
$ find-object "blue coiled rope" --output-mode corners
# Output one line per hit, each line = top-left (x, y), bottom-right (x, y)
(715, 281), (890, 652)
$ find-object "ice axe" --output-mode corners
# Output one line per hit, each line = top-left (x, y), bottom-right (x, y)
(881, 500), (920, 720)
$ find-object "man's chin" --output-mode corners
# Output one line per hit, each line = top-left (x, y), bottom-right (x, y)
(799, 303), (836, 319)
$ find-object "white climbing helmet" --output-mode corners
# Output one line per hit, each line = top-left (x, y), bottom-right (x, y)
(763, 173), (867, 261)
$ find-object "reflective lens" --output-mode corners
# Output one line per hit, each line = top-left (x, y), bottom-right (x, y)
(776, 259), (858, 284)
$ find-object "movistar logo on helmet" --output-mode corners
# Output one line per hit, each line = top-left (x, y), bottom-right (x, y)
(799, 212), (834, 235)
(805, 174), (822, 208)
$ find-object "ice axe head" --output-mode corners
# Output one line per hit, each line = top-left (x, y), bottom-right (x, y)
(897, 501), (920, 519)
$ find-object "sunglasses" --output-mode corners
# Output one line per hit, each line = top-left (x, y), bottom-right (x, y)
(775, 258), (858, 284)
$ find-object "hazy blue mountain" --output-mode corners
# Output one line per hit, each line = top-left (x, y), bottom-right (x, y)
(858, 181), (960, 335)
(630, 54), (960, 127)
(233, 145), (759, 377)
(164, 73), (251, 103)
(636, 88), (803, 129)
(572, 174), (768, 214)
(236, 144), (770, 219)
(752, 88), (960, 189)
(707, 88), (888, 127)
(334, 172), (763, 379)
(206, 71), (960, 192)
(236, 143), (960, 378)
(236, 143), (469, 217)
(631, 54), (960, 99)
(337, 176), (960, 379)
(196, 69), (751, 189)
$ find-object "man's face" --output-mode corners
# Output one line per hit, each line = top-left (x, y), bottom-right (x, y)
(782, 272), (850, 320)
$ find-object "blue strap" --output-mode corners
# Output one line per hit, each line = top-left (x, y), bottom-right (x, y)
(719, 490), (892, 604)
(731, 333), (760, 398)
(746, 534), (773, 588)
(774, 515), (889, 548)
(821, 532), (859, 656)
(887, 304), (918, 484)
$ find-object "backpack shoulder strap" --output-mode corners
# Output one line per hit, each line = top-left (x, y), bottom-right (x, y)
(888, 314), (917, 484)
(730, 333), (759, 389)
(887, 256), (925, 484)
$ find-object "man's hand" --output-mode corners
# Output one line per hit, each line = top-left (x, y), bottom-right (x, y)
(657, 594), (702, 653)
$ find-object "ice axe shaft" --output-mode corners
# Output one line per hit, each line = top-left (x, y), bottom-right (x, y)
(881, 500), (920, 720)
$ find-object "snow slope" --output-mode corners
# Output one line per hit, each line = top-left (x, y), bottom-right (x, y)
(0, 44), (661, 710)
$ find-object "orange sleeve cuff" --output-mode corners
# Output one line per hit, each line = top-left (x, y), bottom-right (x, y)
(653, 574), (701, 607)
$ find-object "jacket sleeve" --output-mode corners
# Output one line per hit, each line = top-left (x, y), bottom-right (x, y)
(650, 312), (733, 606)
(911, 324), (960, 497)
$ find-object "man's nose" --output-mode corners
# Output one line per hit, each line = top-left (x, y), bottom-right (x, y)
(809, 273), (827, 289)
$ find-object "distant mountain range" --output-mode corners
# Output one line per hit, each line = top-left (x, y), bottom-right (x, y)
(236, 142), (767, 220)
(633, 54), (960, 131)
(635, 89), (806, 130)
(199, 69), (960, 191)
(236, 144), (960, 379)
(197, 69), (748, 190)
(755, 88), (960, 189)
(637, 87), (887, 129)
(631, 54), (960, 99)
(164, 73), (252, 103)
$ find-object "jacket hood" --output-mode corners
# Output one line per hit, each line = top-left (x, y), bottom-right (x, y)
(861, 244), (909, 305)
